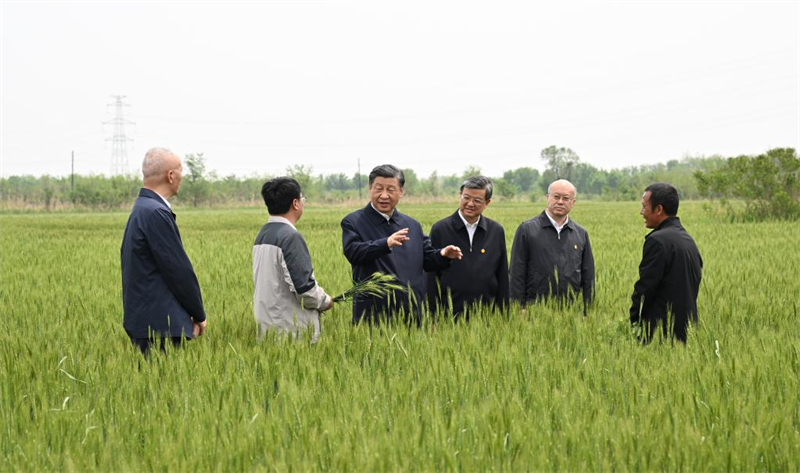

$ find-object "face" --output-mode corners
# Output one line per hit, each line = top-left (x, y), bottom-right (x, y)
(640, 191), (663, 229)
(370, 177), (404, 214)
(459, 187), (490, 220)
(546, 182), (576, 219)
(167, 158), (183, 195)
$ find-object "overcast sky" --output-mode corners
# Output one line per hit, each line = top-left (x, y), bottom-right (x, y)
(1, 1), (798, 179)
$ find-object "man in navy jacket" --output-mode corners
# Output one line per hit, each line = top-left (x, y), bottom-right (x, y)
(341, 164), (463, 324)
(426, 176), (509, 319)
(121, 148), (207, 354)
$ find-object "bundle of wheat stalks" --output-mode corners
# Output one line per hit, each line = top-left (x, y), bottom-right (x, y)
(332, 272), (407, 303)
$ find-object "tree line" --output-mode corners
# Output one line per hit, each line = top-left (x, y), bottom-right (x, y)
(2, 147), (797, 221)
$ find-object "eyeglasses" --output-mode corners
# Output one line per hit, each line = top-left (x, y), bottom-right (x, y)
(299, 196), (306, 203)
(460, 194), (486, 206)
(549, 194), (574, 202)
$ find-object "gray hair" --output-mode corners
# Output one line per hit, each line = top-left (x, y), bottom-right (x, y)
(547, 179), (577, 199)
(460, 175), (493, 200)
(142, 148), (178, 180)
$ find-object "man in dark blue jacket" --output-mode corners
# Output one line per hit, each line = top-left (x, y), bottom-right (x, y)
(121, 148), (207, 354)
(341, 164), (463, 324)
(426, 176), (509, 319)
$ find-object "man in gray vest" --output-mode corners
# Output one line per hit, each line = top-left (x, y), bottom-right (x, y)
(253, 177), (333, 342)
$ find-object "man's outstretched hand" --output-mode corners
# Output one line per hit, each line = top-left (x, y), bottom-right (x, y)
(387, 228), (410, 248)
(440, 245), (463, 260)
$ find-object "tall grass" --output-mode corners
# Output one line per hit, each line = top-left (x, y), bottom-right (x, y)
(1, 202), (798, 472)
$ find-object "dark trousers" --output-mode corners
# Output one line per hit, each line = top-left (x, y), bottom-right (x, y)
(641, 317), (689, 344)
(129, 337), (184, 355)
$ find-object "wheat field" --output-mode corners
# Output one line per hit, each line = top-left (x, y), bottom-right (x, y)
(1, 201), (798, 472)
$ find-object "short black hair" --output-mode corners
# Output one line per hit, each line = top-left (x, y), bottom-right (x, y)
(368, 164), (405, 188)
(261, 177), (302, 215)
(460, 175), (493, 200)
(644, 182), (679, 216)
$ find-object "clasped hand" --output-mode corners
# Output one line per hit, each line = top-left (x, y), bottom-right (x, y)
(192, 319), (207, 338)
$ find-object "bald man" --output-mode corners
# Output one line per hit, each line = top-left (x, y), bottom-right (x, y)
(120, 148), (207, 354)
(510, 179), (595, 313)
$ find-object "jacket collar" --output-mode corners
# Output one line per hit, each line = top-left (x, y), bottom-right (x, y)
(647, 216), (681, 237)
(450, 209), (487, 232)
(364, 202), (400, 226)
(537, 210), (572, 230)
(267, 215), (297, 231)
(139, 188), (174, 215)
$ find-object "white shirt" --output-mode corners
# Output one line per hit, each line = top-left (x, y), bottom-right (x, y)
(370, 202), (393, 221)
(544, 209), (569, 236)
(458, 210), (480, 248)
(153, 190), (172, 210)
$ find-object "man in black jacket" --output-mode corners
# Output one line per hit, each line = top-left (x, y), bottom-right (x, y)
(341, 164), (463, 324)
(121, 148), (207, 354)
(510, 179), (595, 312)
(630, 182), (703, 343)
(427, 176), (509, 319)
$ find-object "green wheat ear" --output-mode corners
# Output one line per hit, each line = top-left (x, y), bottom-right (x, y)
(332, 272), (407, 303)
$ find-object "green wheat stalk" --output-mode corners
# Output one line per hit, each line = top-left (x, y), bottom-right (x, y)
(332, 272), (407, 303)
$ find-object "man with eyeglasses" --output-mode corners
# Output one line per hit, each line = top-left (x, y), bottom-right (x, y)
(253, 177), (333, 343)
(510, 179), (595, 314)
(426, 176), (509, 319)
(341, 164), (463, 325)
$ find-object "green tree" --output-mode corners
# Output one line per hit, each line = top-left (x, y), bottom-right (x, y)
(492, 178), (517, 199)
(503, 167), (539, 193)
(183, 153), (211, 207)
(286, 165), (321, 198)
(695, 148), (800, 220)
(541, 145), (580, 180)
(461, 165), (482, 180)
(401, 168), (419, 196)
(324, 173), (352, 192)
(420, 171), (441, 197)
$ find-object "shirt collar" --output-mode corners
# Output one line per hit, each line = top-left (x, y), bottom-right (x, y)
(369, 202), (394, 221)
(457, 209), (480, 229)
(267, 215), (297, 231)
(152, 190), (172, 210)
(544, 209), (569, 229)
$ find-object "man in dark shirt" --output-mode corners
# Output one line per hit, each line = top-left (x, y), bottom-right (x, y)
(630, 182), (703, 343)
(510, 179), (595, 313)
(121, 148), (207, 354)
(341, 164), (463, 324)
(426, 176), (509, 319)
